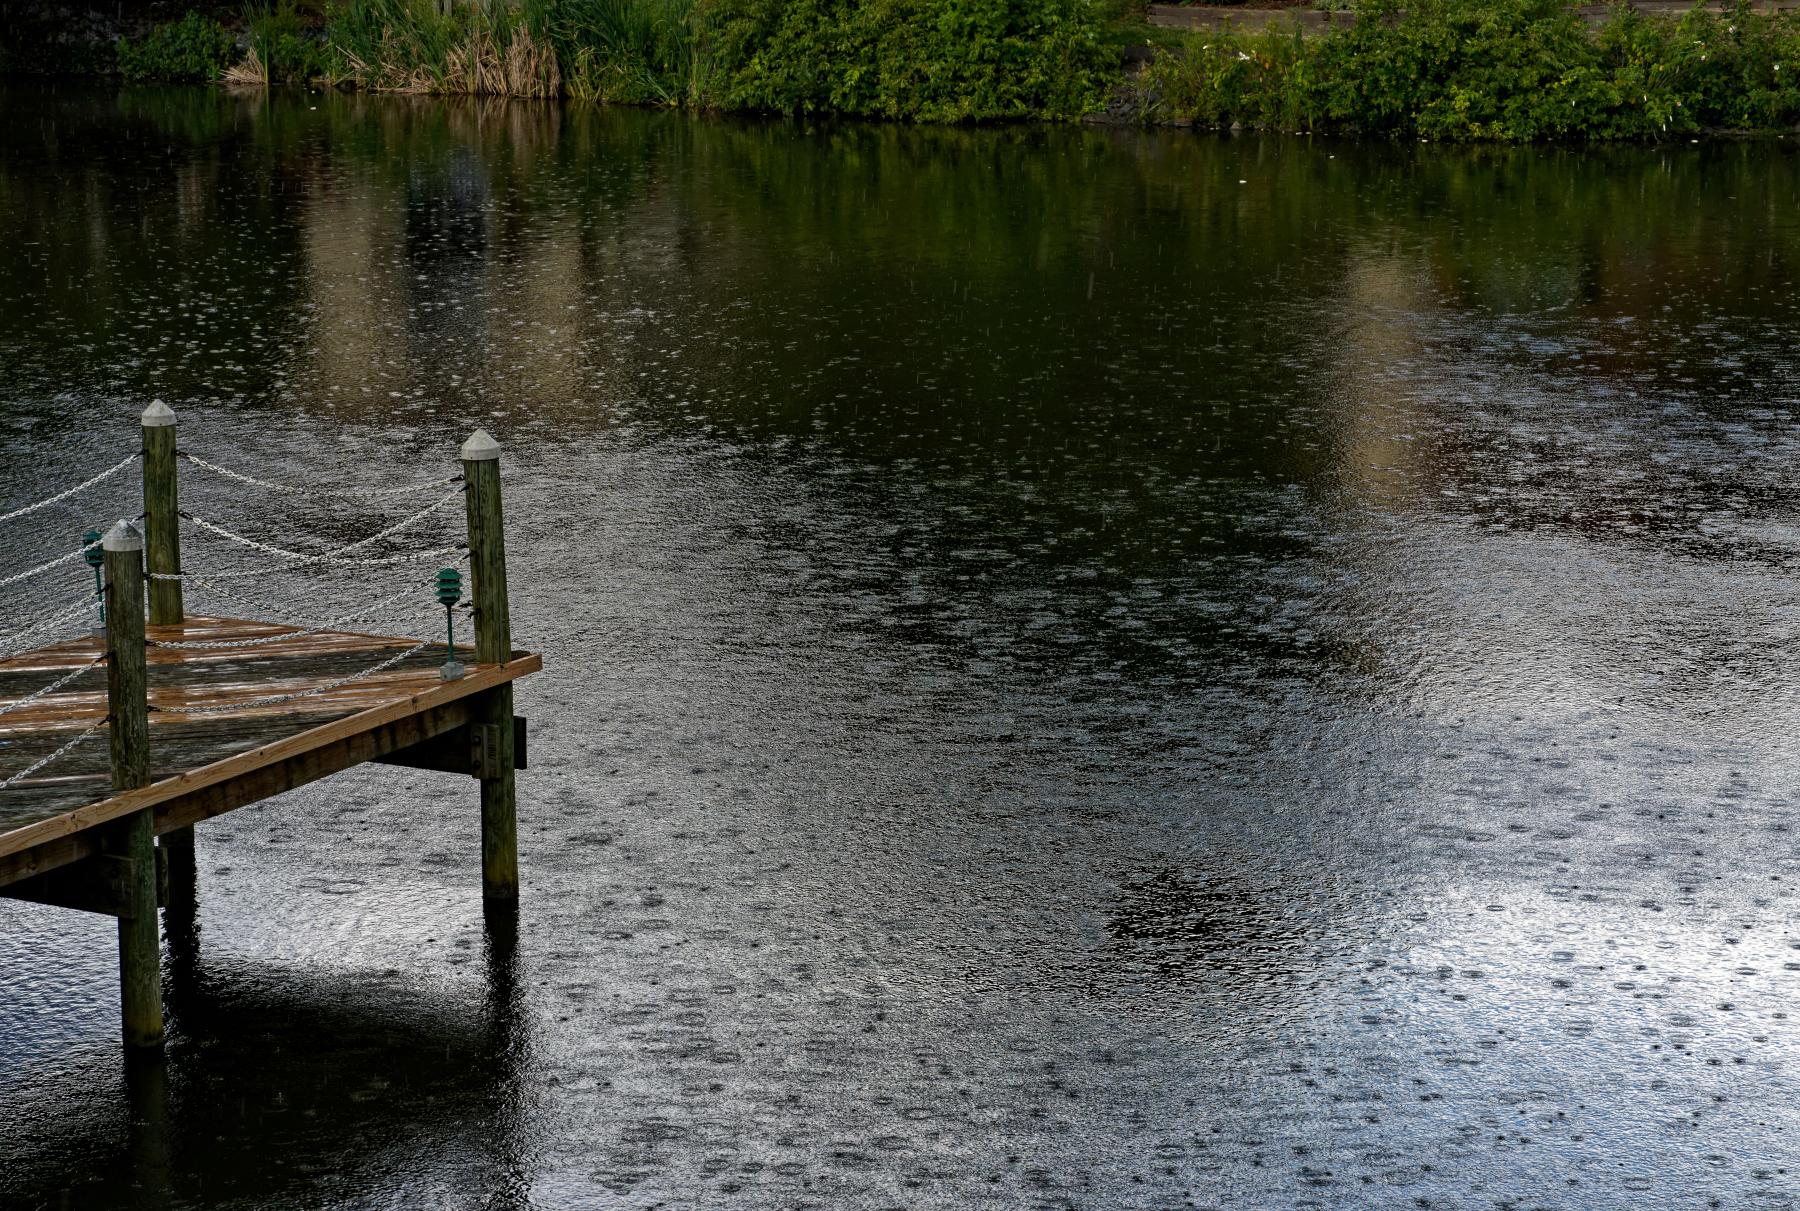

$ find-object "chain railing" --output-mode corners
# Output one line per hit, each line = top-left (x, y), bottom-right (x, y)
(0, 453), (139, 524)
(0, 538), (102, 590)
(181, 452), (461, 498)
(0, 653), (107, 720)
(0, 429), (484, 790)
(0, 715), (109, 790)
(0, 592), (101, 662)
(175, 485), (466, 574)
(147, 582), (434, 649)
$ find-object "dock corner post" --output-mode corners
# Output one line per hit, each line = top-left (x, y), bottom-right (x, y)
(462, 429), (518, 907)
(103, 519), (162, 1050)
(141, 400), (195, 908)
(140, 400), (182, 627)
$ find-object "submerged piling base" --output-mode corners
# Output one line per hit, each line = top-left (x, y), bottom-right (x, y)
(109, 807), (162, 1049)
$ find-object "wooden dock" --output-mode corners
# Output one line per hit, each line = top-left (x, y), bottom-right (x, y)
(0, 408), (537, 1050)
(0, 618), (538, 896)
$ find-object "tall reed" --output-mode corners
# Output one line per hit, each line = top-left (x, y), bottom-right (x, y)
(333, 0), (560, 96)
(234, 0), (343, 84)
(552, 0), (709, 105)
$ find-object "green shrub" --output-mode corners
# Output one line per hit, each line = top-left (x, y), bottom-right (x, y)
(326, 0), (1109, 119)
(246, 0), (343, 82)
(708, 0), (1114, 121)
(1140, 0), (1800, 139)
(116, 11), (238, 81)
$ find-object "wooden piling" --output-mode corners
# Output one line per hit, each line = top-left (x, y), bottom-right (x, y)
(140, 401), (182, 627)
(102, 520), (162, 1049)
(140, 400), (196, 898)
(461, 430), (517, 905)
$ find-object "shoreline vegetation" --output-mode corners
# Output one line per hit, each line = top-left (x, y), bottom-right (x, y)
(1136, 0), (1800, 138)
(5, 0), (1800, 136)
(91, 0), (1115, 120)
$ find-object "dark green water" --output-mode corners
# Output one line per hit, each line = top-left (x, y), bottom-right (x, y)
(4, 82), (1800, 1208)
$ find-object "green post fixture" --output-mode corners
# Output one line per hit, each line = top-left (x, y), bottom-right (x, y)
(461, 430), (517, 906)
(141, 400), (195, 898)
(102, 519), (162, 1050)
(436, 567), (465, 681)
(83, 529), (105, 634)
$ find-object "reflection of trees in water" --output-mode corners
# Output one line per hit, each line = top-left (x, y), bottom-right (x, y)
(0, 923), (529, 1210)
(7, 85), (1797, 721)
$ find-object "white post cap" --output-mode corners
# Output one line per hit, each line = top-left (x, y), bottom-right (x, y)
(103, 520), (144, 552)
(141, 400), (176, 427)
(461, 429), (501, 461)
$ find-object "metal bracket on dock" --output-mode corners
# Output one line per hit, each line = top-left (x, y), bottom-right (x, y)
(471, 724), (499, 780)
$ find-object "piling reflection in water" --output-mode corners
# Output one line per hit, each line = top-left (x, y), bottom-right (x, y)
(7, 947), (530, 1209)
(3, 81), (1800, 1208)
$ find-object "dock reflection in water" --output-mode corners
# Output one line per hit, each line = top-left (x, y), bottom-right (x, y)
(2, 81), (1800, 1208)
(9, 917), (526, 1209)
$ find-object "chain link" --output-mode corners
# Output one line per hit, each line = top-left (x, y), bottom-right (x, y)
(0, 538), (101, 590)
(182, 452), (461, 498)
(170, 559), (470, 624)
(0, 652), (107, 719)
(0, 715), (110, 790)
(150, 640), (431, 714)
(1, 592), (102, 661)
(178, 486), (463, 569)
(0, 453), (139, 524)
(148, 583), (430, 648)
(159, 542), (467, 581)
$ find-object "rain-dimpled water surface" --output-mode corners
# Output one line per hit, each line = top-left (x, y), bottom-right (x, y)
(3, 81), (1800, 1210)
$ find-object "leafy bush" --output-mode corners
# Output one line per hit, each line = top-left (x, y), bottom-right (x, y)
(244, 0), (343, 82)
(116, 11), (237, 81)
(707, 0), (1114, 120)
(1140, 0), (1800, 139)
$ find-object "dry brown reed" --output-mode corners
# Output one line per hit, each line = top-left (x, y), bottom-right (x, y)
(222, 45), (268, 85)
(342, 23), (560, 97)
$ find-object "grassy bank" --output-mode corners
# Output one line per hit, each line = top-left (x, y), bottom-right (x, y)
(30, 0), (1800, 136)
(108, 0), (1115, 120)
(1138, 0), (1800, 138)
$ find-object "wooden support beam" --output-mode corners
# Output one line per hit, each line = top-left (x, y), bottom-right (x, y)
(462, 430), (518, 905)
(103, 520), (162, 1050)
(372, 715), (527, 777)
(0, 849), (164, 917)
(0, 853), (138, 916)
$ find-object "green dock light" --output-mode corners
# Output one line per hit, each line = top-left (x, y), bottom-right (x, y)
(83, 528), (105, 633)
(436, 567), (464, 681)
